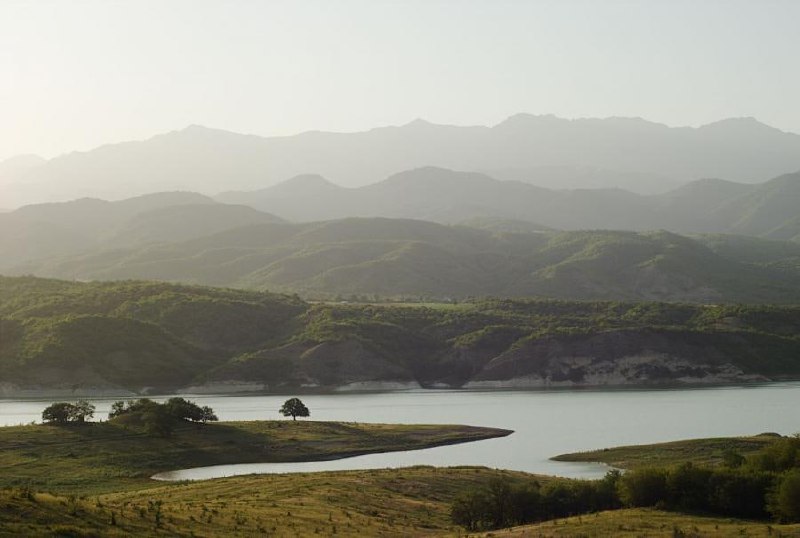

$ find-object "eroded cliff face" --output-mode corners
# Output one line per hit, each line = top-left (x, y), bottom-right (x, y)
(464, 329), (771, 388)
(464, 355), (765, 388)
(194, 338), (420, 393)
(182, 329), (778, 394)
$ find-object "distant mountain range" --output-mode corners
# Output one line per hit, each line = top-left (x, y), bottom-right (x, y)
(3, 164), (800, 303)
(3, 114), (800, 207)
(221, 166), (800, 239)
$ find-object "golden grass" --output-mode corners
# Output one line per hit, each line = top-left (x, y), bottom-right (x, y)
(475, 508), (800, 537)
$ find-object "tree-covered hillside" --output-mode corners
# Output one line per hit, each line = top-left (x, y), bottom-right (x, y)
(12, 219), (800, 303)
(2, 276), (800, 395)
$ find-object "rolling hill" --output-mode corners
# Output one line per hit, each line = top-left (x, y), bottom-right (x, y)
(0, 193), (282, 269)
(2, 276), (800, 395)
(6, 217), (800, 303)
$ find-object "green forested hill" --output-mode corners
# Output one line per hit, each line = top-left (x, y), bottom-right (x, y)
(2, 276), (800, 395)
(13, 219), (800, 303)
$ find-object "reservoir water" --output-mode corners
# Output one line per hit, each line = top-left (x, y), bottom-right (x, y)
(2, 383), (799, 480)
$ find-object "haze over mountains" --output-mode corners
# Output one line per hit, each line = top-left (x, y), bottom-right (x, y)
(2, 113), (799, 304)
(219, 167), (800, 239)
(3, 173), (800, 303)
(3, 114), (800, 208)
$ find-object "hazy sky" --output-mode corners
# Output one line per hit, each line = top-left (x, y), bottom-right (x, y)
(2, 0), (799, 162)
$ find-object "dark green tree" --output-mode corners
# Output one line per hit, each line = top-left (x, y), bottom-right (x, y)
(200, 406), (218, 424)
(770, 469), (800, 522)
(165, 397), (204, 422)
(617, 467), (669, 507)
(42, 400), (94, 424)
(109, 400), (128, 419)
(69, 400), (95, 423)
(450, 490), (487, 531)
(42, 402), (73, 424)
(142, 405), (174, 438)
(280, 398), (310, 421)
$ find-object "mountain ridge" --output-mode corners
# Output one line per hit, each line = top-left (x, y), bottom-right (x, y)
(3, 276), (800, 395)
(4, 114), (800, 207)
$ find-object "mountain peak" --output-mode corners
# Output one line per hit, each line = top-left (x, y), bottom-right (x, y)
(495, 113), (562, 129)
(0, 154), (47, 176)
(266, 174), (341, 196)
(698, 117), (782, 134)
(181, 124), (215, 133)
(402, 118), (435, 128)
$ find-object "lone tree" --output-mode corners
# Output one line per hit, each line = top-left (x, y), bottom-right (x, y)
(280, 397), (310, 421)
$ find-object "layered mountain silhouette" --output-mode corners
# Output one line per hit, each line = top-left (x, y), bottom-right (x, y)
(3, 114), (800, 207)
(219, 167), (800, 239)
(5, 208), (800, 303)
(0, 192), (282, 269)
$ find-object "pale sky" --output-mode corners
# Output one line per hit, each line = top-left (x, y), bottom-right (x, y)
(2, 0), (799, 162)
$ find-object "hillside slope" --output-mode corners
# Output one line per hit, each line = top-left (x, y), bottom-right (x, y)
(2, 277), (800, 395)
(12, 219), (800, 303)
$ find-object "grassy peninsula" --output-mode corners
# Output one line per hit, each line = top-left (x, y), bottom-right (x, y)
(0, 419), (510, 494)
(553, 433), (782, 469)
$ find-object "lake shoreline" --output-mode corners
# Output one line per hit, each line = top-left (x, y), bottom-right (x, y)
(3, 378), (799, 401)
(151, 424), (514, 481)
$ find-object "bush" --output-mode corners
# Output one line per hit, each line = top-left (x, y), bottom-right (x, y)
(451, 491), (487, 531)
(769, 469), (800, 522)
(666, 463), (713, 511)
(451, 472), (622, 531)
(707, 469), (773, 519)
(618, 467), (668, 507)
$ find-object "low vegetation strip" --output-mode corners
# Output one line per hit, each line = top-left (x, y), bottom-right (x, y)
(475, 508), (800, 537)
(552, 434), (781, 469)
(0, 419), (510, 494)
(450, 435), (800, 531)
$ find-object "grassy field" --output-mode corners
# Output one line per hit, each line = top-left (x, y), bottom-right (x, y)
(3, 425), (800, 537)
(0, 419), (511, 494)
(0, 466), (546, 537)
(551, 433), (781, 469)
(476, 508), (800, 537)
(4, 472), (800, 537)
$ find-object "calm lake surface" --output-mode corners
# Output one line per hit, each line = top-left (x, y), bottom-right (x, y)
(2, 383), (799, 480)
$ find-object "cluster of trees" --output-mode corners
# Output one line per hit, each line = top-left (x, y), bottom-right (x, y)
(107, 397), (218, 437)
(109, 397), (217, 423)
(452, 436), (800, 531)
(41, 400), (96, 424)
(108, 397), (218, 437)
(451, 472), (621, 531)
(620, 436), (800, 522)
